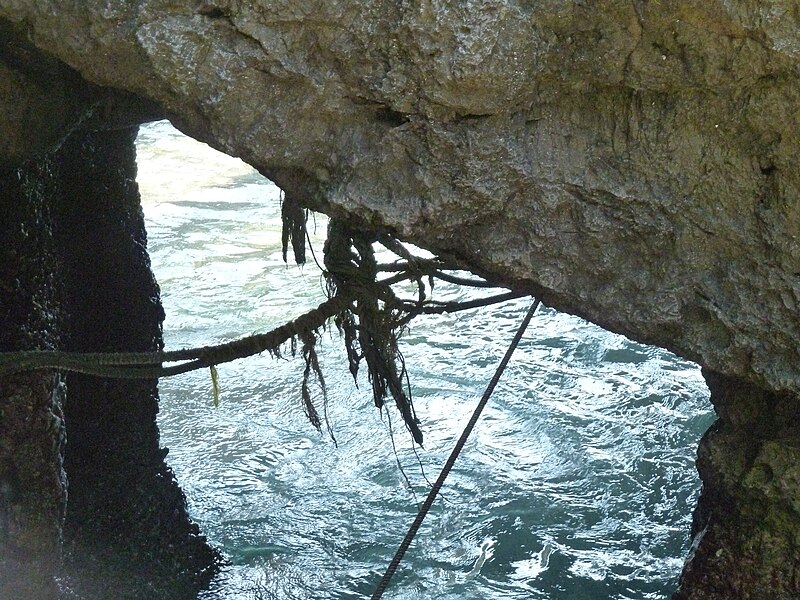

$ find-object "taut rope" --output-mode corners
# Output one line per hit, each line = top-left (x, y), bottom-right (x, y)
(371, 298), (540, 599)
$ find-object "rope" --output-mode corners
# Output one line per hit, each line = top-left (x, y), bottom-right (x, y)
(371, 297), (541, 599)
(0, 294), (353, 378)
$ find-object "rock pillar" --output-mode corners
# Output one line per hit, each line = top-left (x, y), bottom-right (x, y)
(0, 157), (66, 598)
(676, 370), (800, 599)
(54, 126), (217, 595)
(0, 126), (217, 598)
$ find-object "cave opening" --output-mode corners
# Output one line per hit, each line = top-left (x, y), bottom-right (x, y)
(0, 2), (798, 594)
(133, 121), (715, 599)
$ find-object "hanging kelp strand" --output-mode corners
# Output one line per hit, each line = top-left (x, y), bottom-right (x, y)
(280, 191), (307, 265)
(323, 218), (424, 445)
(299, 329), (324, 431)
(335, 308), (361, 381)
(210, 365), (221, 407)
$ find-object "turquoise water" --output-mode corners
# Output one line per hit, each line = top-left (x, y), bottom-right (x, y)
(136, 122), (714, 600)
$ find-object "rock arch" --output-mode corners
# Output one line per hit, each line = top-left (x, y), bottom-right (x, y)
(1, 2), (799, 597)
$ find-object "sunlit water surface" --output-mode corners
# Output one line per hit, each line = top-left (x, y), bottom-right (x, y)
(136, 121), (715, 600)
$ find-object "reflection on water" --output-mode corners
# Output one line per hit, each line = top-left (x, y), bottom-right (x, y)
(136, 121), (714, 599)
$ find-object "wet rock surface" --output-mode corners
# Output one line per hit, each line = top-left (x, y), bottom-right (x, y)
(0, 128), (217, 598)
(676, 370), (800, 600)
(54, 127), (219, 598)
(0, 154), (67, 599)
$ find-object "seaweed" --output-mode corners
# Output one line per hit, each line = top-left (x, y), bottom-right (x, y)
(0, 208), (528, 448)
(280, 191), (306, 265)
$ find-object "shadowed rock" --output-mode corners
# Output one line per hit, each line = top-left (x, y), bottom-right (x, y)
(0, 2), (799, 598)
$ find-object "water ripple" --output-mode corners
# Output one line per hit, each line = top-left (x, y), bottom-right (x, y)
(137, 122), (715, 600)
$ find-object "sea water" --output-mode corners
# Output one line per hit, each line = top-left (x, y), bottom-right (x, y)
(136, 121), (715, 600)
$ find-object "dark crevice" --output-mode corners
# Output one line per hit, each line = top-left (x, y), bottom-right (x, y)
(347, 96), (411, 128)
(375, 106), (410, 127)
(197, 4), (228, 19)
(453, 112), (493, 122)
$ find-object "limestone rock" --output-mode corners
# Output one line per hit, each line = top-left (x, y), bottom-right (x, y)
(1, 3), (800, 597)
(2, 1), (798, 396)
(0, 126), (218, 598)
(676, 370), (800, 599)
(0, 19), (161, 165)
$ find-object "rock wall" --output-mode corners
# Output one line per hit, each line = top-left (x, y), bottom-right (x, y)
(0, 154), (66, 599)
(0, 127), (216, 598)
(1, 1), (798, 394)
(55, 127), (217, 597)
(677, 370), (800, 599)
(1, 1), (799, 598)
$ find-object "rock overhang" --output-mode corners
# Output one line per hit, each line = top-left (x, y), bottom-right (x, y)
(0, 0), (798, 394)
